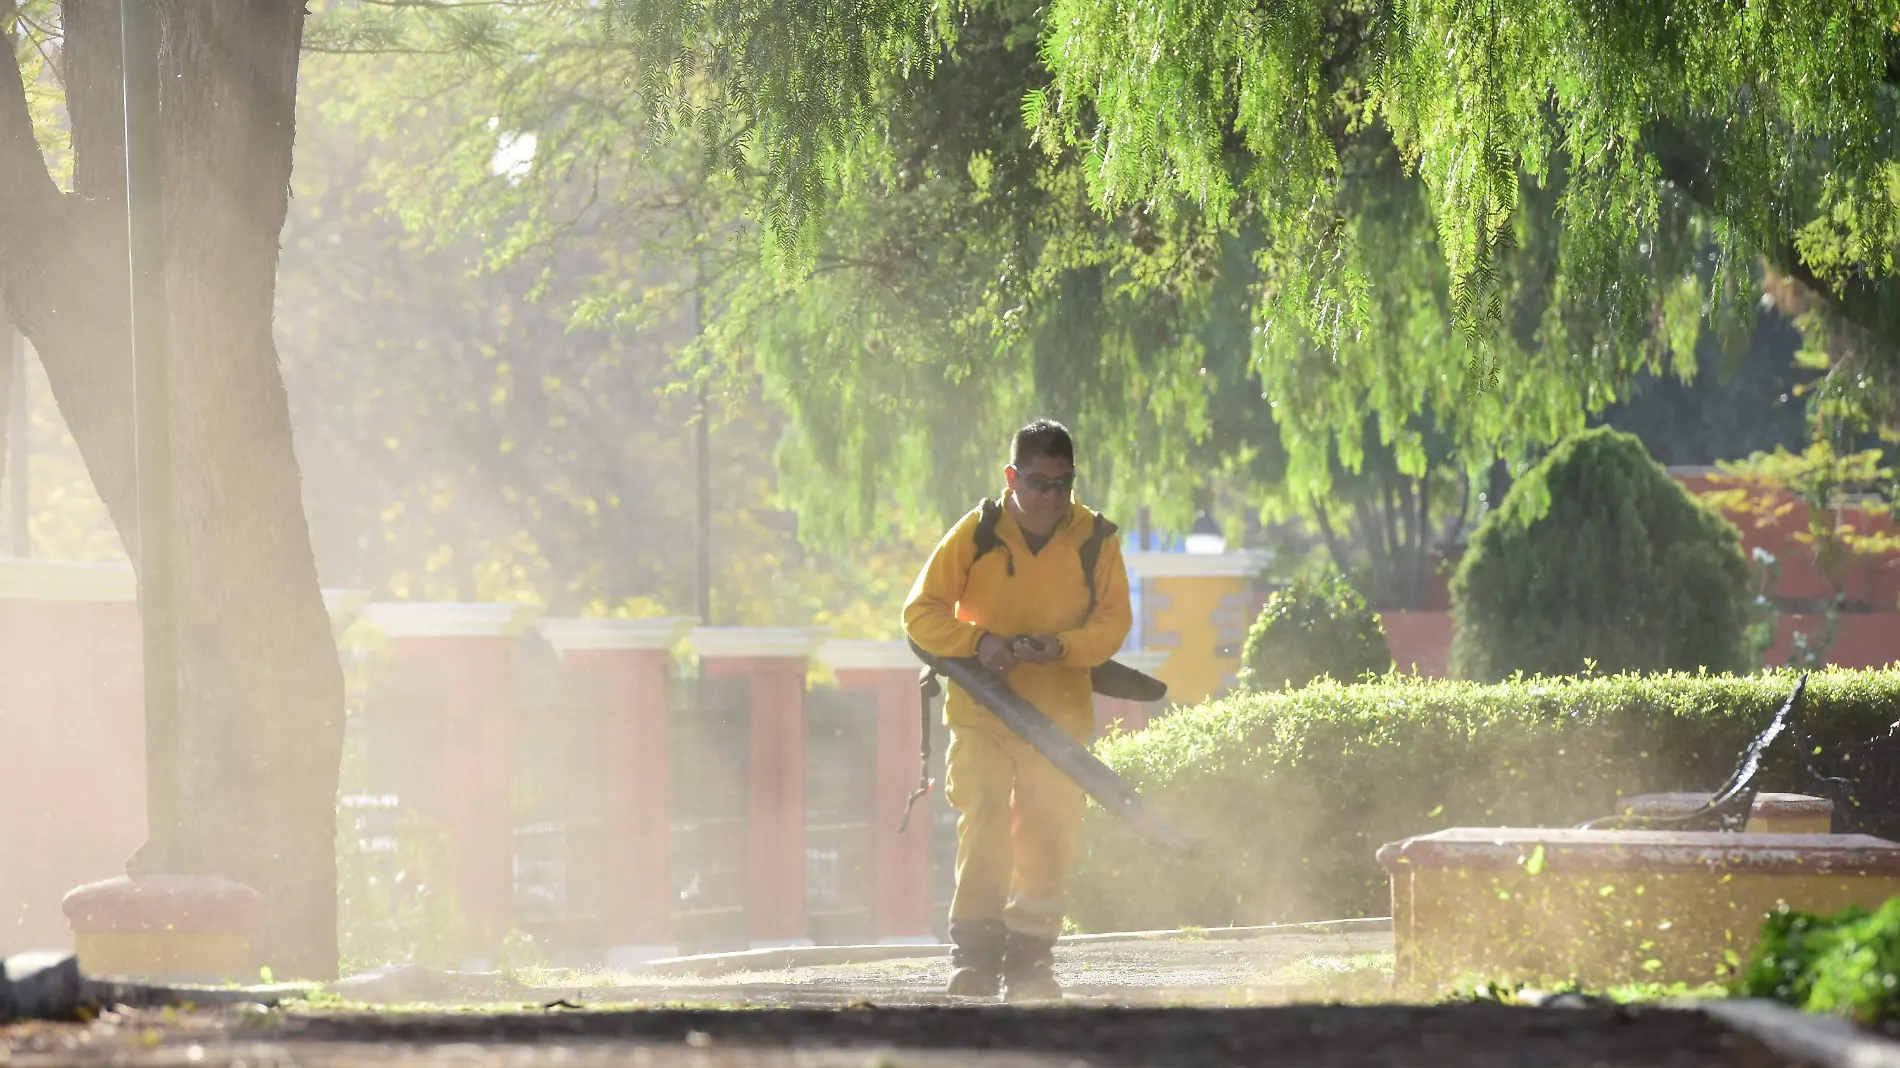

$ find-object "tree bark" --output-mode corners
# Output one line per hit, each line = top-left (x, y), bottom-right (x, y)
(0, 322), (13, 513)
(1412, 466), (1431, 609)
(1649, 122), (1900, 370)
(1310, 496), (1352, 577)
(0, 0), (342, 978)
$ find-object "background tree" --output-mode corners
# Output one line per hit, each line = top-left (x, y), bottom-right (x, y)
(578, 0), (1900, 499)
(1039, 0), (1900, 406)
(302, 0), (1265, 540)
(291, 2), (930, 631)
(1596, 309), (1813, 467)
(312, 0), (1764, 561)
(1451, 427), (1753, 681)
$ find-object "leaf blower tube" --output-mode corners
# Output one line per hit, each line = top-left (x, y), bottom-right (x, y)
(904, 639), (1198, 856)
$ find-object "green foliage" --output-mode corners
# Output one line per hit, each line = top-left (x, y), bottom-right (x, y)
(1071, 669), (1895, 934)
(308, 0), (1760, 555)
(335, 805), (466, 971)
(1738, 899), (1900, 1025)
(1238, 575), (1392, 691)
(600, 0), (953, 268)
(334, 647), (467, 971)
(724, 8), (1686, 539)
(302, 0), (1278, 545)
(1454, 978), (1727, 1004)
(1036, 0), (1900, 355)
(592, 0), (1900, 515)
(1450, 428), (1751, 682)
(1702, 438), (1900, 670)
(1707, 441), (1900, 600)
(499, 929), (548, 980)
(275, 17), (925, 628)
(1597, 310), (1814, 469)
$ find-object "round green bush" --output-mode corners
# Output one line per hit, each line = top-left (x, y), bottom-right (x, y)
(1237, 574), (1393, 691)
(1450, 427), (1752, 682)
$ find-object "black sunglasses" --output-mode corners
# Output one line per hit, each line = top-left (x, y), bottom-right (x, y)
(1019, 471), (1077, 495)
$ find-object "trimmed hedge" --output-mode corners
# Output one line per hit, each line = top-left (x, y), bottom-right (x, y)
(1237, 574), (1392, 691)
(1451, 427), (1753, 681)
(1071, 669), (1900, 934)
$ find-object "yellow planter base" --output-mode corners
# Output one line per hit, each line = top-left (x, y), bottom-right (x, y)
(75, 931), (253, 981)
(1745, 814), (1834, 835)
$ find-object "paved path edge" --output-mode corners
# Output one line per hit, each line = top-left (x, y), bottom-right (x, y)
(1693, 998), (1900, 1068)
(635, 916), (1394, 978)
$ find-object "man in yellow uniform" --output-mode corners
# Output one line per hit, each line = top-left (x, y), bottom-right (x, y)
(902, 418), (1133, 1000)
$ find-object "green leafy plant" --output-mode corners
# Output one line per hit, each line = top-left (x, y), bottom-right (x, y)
(1737, 898), (1900, 1025)
(1071, 668), (1897, 934)
(335, 806), (467, 971)
(1451, 428), (1752, 682)
(335, 690), (468, 971)
(1453, 978), (1725, 1004)
(499, 929), (548, 982)
(1703, 437), (1900, 670)
(1238, 575), (1393, 691)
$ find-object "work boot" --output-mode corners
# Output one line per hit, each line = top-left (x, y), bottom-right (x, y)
(945, 919), (1005, 998)
(1000, 929), (1062, 1002)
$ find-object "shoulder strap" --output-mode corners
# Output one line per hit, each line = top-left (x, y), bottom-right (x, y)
(969, 500), (1116, 596)
(1078, 511), (1118, 614)
(973, 498), (1004, 562)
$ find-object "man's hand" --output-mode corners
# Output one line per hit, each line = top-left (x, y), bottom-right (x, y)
(1011, 634), (1064, 664)
(976, 633), (1019, 675)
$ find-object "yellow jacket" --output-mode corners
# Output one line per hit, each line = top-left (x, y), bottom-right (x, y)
(903, 498), (1133, 738)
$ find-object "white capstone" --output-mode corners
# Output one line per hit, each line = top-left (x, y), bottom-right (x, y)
(607, 943), (681, 970)
(0, 558), (136, 602)
(1115, 649), (1174, 676)
(818, 639), (922, 672)
(1183, 532), (1228, 555)
(1124, 550), (1271, 580)
(322, 589), (370, 632)
(538, 616), (697, 653)
(877, 935), (943, 947)
(747, 938), (817, 951)
(691, 626), (831, 660)
(358, 601), (544, 639)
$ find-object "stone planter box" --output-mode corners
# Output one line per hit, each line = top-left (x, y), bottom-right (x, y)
(1377, 827), (1900, 993)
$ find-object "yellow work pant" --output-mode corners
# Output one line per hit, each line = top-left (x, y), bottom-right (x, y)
(943, 722), (1087, 941)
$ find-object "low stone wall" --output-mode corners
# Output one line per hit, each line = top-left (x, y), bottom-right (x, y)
(1380, 827), (1900, 993)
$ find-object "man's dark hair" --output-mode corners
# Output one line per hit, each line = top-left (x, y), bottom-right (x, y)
(1012, 418), (1075, 468)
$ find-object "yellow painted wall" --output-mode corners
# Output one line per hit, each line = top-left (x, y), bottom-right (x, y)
(1146, 574), (1247, 705)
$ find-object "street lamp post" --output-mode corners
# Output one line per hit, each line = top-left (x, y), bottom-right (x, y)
(692, 250), (712, 627)
(120, 0), (181, 873)
(7, 327), (25, 557)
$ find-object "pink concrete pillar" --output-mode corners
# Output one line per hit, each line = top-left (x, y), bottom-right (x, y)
(692, 626), (828, 949)
(1382, 610), (1454, 678)
(0, 560), (144, 957)
(358, 602), (541, 959)
(820, 639), (936, 944)
(538, 616), (695, 967)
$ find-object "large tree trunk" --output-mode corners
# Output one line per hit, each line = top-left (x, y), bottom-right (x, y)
(0, 0), (342, 978)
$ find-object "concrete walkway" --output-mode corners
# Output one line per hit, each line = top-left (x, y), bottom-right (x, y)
(482, 926), (1396, 1008)
(315, 925), (1395, 1008)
